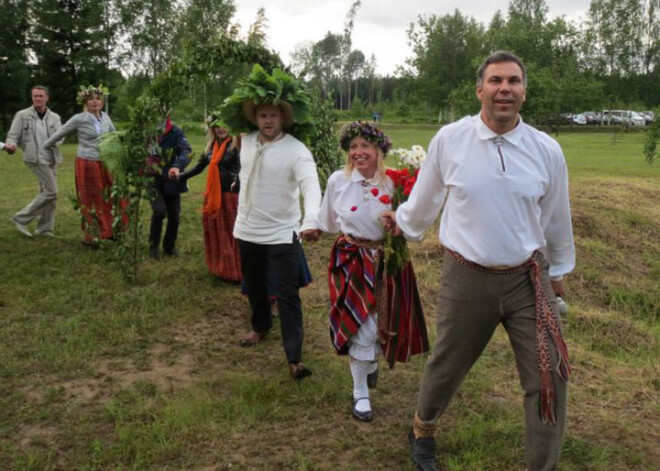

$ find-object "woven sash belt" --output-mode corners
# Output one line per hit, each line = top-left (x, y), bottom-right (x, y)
(445, 248), (570, 425)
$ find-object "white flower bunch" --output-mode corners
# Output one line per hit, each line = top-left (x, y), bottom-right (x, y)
(391, 144), (427, 169)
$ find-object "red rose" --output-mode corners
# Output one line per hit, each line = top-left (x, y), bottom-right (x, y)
(386, 168), (401, 186)
(379, 195), (391, 205)
(371, 188), (379, 196)
(404, 178), (415, 196)
(350, 206), (358, 211)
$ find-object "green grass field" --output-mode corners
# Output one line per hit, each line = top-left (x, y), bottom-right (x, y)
(0, 128), (658, 470)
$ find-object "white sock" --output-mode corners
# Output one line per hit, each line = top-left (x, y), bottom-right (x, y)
(350, 358), (371, 412)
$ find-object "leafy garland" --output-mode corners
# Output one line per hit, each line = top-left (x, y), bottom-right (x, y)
(220, 64), (315, 143)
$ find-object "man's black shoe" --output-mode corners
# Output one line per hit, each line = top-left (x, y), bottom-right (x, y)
(149, 247), (160, 260)
(163, 249), (179, 258)
(408, 429), (439, 471)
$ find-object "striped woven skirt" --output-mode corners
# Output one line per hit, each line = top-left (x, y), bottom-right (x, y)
(75, 157), (122, 243)
(328, 236), (430, 367)
(202, 192), (241, 282)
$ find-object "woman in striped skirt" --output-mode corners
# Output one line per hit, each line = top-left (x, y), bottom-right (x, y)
(304, 121), (429, 422)
(43, 85), (124, 245)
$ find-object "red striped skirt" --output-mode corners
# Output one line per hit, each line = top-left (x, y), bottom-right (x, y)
(203, 192), (241, 282)
(75, 157), (124, 243)
(328, 236), (430, 367)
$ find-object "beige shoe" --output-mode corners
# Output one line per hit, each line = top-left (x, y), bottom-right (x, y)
(12, 219), (32, 237)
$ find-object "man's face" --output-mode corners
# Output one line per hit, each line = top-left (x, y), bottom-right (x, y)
(477, 61), (526, 134)
(255, 104), (284, 142)
(31, 89), (49, 111)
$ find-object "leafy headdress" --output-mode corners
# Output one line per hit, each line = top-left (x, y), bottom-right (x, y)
(220, 64), (313, 142)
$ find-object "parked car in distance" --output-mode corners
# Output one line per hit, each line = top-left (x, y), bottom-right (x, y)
(572, 113), (587, 125)
(582, 111), (602, 125)
(630, 111), (646, 126)
(602, 110), (645, 126)
(642, 111), (655, 125)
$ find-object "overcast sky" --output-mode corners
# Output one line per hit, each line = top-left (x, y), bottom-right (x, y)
(233, 0), (593, 75)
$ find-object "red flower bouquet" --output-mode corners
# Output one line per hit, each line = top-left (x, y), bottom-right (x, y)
(384, 146), (426, 275)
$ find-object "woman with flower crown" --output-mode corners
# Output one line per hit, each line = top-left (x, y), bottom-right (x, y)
(44, 85), (123, 245)
(304, 121), (429, 422)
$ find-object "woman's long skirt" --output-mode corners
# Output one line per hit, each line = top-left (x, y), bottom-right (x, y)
(203, 191), (242, 281)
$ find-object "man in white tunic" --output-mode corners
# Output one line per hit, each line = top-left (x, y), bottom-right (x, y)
(5, 86), (62, 237)
(384, 51), (575, 471)
(233, 99), (321, 381)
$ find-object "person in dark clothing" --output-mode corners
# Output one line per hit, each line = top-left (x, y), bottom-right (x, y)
(148, 117), (192, 259)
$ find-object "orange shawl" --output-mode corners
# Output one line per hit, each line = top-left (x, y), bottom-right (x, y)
(203, 137), (231, 215)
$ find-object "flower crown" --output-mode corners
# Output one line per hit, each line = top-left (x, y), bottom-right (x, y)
(339, 121), (392, 154)
(76, 85), (109, 104)
(205, 111), (227, 129)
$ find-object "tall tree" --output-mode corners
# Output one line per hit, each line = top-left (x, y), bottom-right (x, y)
(406, 10), (485, 114)
(341, 0), (362, 110)
(118, 0), (182, 76)
(291, 32), (342, 99)
(31, 0), (112, 117)
(0, 0), (31, 132)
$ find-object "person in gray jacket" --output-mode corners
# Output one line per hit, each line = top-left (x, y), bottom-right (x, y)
(43, 85), (123, 245)
(5, 86), (62, 237)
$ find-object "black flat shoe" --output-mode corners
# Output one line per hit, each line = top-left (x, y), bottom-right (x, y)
(367, 363), (378, 389)
(352, 397), (373, 422)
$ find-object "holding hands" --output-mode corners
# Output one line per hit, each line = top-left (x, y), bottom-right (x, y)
(380, 210), (402, 236)
(299, 229), (322, 242)
(168, 167), (181, 180)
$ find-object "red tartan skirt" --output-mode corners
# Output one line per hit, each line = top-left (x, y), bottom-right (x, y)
(75, 157), (125, 242)
(328, 236), (430, 367)
(202, 192), (241, 282)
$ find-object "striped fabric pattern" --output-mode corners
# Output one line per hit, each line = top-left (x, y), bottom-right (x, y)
(75, 157), (118, 242)
(328, 236), (430, 366)
(202, 192), (241, 282)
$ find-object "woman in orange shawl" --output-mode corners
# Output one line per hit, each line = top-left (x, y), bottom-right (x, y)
(182, 114), (241, 281)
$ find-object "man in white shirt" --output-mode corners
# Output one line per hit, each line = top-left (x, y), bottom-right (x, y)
(234, 100), (321, 381)
(383, 51), (575, 471)
(5, 86), (62, 237)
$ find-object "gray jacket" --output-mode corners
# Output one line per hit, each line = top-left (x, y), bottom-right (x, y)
(43, 111), (115, 161)
(6, 106), (63, 164)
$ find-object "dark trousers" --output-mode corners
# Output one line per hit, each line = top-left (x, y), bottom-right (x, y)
(238, 236), (304, 364)
(416, 252), (567, 471)
(149, 189), (181, 254)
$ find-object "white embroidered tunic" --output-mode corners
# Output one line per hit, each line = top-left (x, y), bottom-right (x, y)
(233, 131), (322, 244)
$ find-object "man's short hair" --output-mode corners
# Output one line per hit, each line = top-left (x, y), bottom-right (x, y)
(476, 51), (527, 87)
(31, 85), (49, 95)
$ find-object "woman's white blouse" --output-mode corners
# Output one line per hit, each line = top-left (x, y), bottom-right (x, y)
(315, 168), (393, 241)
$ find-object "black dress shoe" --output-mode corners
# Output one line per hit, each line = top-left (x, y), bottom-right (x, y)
(163, 249), (179, 258)
(352, 397), (373, 422)
(367, 363), (378, 389)
(409, 429), (439, 471)
(149, 247), (160, 259)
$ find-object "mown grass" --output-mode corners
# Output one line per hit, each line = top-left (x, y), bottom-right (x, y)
(0, 128), (658, 470)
